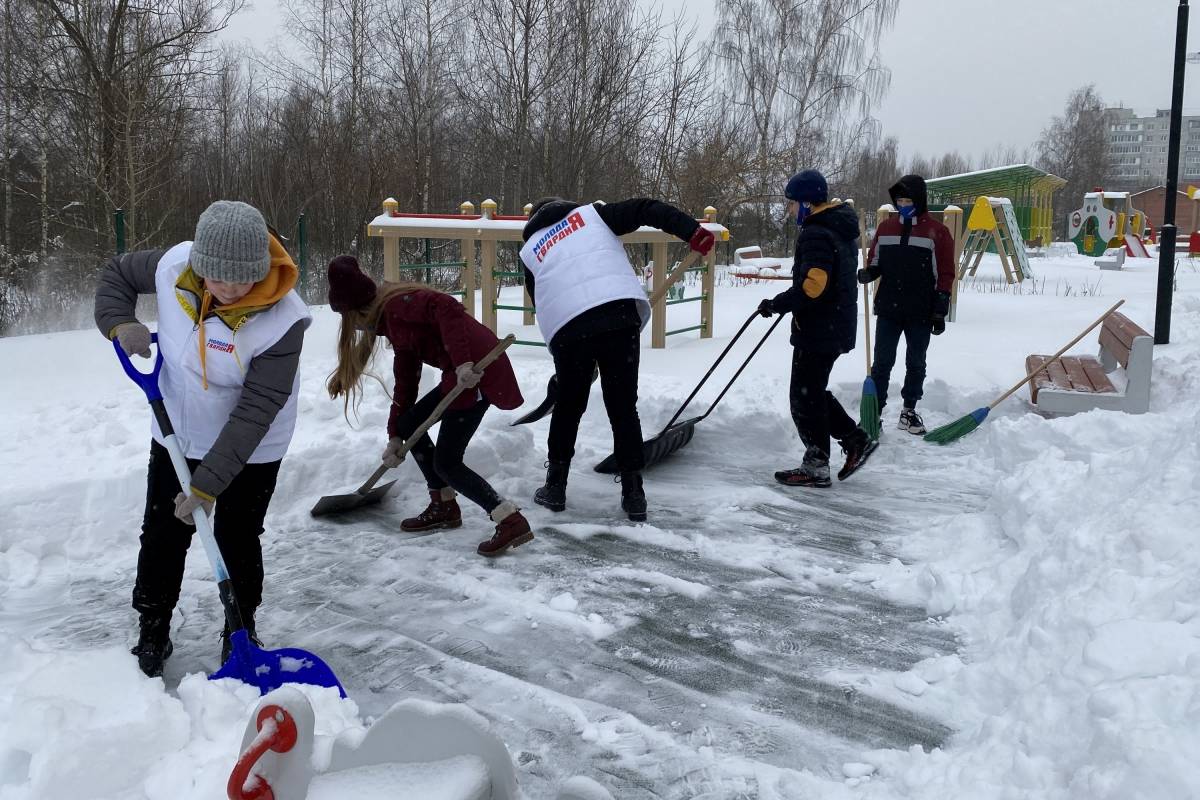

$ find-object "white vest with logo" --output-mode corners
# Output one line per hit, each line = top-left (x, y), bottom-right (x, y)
(152, 241), (311, 461)
(519, 203), (649, 343)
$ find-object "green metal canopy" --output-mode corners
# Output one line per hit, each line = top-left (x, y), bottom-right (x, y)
(926, 164), (1067, 245)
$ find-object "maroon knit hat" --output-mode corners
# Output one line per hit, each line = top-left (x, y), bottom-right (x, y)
(327, 255), (377, 312)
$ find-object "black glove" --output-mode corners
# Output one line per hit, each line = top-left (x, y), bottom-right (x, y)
(931, 314), (946, 336)
(757, 298), (775, 318)
(856, 268), (873, 285)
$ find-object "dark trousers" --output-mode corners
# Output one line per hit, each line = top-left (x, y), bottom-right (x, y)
(133, 440), (280, 619)
(870, 315), (932, 409)
(789, 348), (858, 460)
(395, 387), (501, 513)
(548, 326), (644, 472)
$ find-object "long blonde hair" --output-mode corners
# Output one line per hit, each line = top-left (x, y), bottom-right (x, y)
(326, 281), (433, 420)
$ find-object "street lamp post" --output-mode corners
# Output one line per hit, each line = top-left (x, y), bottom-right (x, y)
(1157, 0), (1190, 345)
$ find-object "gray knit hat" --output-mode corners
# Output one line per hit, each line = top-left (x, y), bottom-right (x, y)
(191, 200), (271, 283)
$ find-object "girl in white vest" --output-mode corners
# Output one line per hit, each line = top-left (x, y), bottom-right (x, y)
(94, 200), (311, 678)
(518, 197), (714, 521)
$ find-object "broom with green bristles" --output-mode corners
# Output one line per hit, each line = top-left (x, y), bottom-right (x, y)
(924, 299), (1125, 445)
(856, 209), (881, 440)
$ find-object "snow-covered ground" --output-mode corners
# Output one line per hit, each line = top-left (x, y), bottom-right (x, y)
(1, 250), (1198, 799)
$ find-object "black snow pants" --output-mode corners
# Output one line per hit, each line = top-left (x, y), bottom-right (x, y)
(133, 440), (280, 619)
(547, 325), (644, 472)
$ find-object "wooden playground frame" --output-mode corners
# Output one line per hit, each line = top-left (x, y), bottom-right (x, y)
(366, 198), (728, 348)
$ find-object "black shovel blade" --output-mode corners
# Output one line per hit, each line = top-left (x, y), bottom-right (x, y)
(309, 480), (398, 517)
(510, 376), (558, 426)
(593, 418), (700, 474)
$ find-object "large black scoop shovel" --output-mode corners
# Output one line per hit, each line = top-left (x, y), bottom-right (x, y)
(594, 310), (783, 474)
(311, 335), (516, 516)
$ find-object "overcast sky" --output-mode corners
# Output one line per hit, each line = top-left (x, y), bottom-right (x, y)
(224, 0), (1200, 162)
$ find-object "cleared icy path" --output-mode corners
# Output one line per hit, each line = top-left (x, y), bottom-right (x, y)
(254, 417), (982, 796)
(6, 405), (987, 798)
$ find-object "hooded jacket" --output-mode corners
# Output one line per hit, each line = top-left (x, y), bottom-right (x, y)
(862, 175), (955, 323)
(94, 237), (310, 498)
(771, 201), (860, 353)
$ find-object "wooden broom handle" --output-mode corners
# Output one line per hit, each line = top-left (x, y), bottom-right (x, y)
(648, 249), (704, 307)
(856, 210), (872, 372)
(360, 334), (516, 492)
(989, 299), (1125, 409)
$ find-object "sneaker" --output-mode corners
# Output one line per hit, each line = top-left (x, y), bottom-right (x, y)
(775, 446), (831, 488)
(898, 408), (926, 435)
(837, 428), (878, 481)
(401, 489), (462, 532)
(478, 502), (535, 557)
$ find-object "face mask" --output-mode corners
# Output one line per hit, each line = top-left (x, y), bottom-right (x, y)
(899, 204), (917, 221)
(796, 204), (811, 224)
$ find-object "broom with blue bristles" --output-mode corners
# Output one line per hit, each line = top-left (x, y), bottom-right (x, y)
(856, 209), (881, 440)
(924, 299), (1125, 445)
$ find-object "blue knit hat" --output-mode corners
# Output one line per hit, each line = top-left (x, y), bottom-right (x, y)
(784, 170), (828, 205)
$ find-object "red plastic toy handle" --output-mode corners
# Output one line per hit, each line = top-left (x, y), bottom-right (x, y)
(227, 705), (298, 800)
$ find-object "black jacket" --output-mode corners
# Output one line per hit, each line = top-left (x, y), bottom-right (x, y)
(521, 198), (700, 347)
(772, 202), (860, 353)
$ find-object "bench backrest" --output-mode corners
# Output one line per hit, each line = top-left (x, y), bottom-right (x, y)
(1098, 312), (1151, 370)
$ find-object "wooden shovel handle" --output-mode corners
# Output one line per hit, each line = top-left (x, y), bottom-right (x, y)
(358, 334), (517, 493)
(989, 299), (1125, 409)
(856, 208), (872, 373)
(648, 249), (704, 308)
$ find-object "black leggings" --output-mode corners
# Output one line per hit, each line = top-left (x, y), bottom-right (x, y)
(394, 387), (502, 513)
(133, 440), (280, 618)
(548, 326), (644, 472)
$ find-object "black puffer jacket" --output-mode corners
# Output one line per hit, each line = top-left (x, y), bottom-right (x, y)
(771, 202), (860, 353)
(521, 198), (699, 348)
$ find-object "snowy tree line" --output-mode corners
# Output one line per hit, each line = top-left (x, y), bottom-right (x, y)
(0, 0), (1108, 334)
(0, 0), (901, 333)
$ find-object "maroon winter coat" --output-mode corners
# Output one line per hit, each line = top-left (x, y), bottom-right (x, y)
(378, 289), (523, 436)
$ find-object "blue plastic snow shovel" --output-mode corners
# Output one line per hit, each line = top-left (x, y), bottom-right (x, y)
(114, 334), (346, 697)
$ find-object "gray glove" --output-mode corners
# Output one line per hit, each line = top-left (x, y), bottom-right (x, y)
(174, 491), (214, 525)
(114, 322), (152, 358)
(456, 362), (482, 388)
(382, 436), (407, 468)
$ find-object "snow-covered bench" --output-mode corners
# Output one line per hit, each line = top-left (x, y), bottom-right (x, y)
(1026, 312), (1152, 414)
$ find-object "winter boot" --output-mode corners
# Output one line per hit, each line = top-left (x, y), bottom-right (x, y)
(898, 407), (926, 435)
(533, 460), (570, 512)
(131, 613), (174, 678)
(619, 471), (647, 521)
(838, 426), (879, 481)
(775, 446), (832, 488)
(477, 501), (535, 557)
(220, 613), (262, 665)
(401, 488), (462, 532)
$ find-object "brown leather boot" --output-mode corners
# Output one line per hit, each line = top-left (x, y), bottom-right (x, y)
(477, 501), (534, 557)
(401, 488), (462, 532)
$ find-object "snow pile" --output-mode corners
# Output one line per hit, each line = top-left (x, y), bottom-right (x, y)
(0, 250), (1198, 798)
(850, 297), (1200, 799)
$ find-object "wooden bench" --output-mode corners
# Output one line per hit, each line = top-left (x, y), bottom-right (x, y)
(1026, 312), (1152, 414)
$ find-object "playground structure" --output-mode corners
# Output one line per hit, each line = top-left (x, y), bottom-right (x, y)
(957, 196), (1032, 284)
(366, 198), (728, 348)
(1066, 190), (1151, 258)
(926, 164), (1066, 247)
